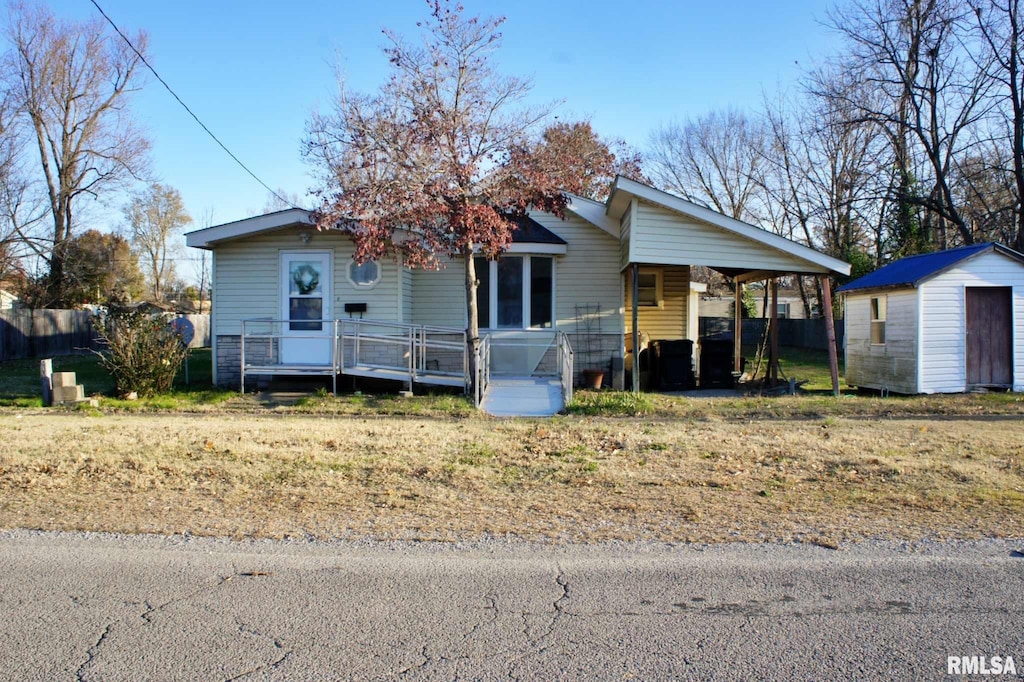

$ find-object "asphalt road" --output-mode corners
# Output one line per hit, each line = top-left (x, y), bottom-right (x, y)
(1, 531), (1022, 681)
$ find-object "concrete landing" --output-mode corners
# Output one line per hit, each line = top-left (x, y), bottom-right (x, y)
(482, 377), (564, 417)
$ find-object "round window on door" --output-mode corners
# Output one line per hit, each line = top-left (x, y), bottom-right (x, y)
(347, 260), (380, 288)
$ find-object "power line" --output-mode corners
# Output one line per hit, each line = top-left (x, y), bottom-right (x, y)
(88, 0), (296, 210)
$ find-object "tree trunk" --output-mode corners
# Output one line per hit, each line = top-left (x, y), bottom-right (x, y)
(796, 275), (811, 319)
(464, 247), (480, 399)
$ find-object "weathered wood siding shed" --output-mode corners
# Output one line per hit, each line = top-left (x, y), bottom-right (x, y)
(840, 244), (1024, 394)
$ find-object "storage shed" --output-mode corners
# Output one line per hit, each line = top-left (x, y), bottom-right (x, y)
(838, 243), (1024, 394)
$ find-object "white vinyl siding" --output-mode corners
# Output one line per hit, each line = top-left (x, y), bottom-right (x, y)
(401, 265), (413, 323)
(619, 203), (633, 271)
(411, 256), (465, 327)
(918, 250), (1024, 393)
(844, 290), (918, 393)
(212, 229), (400, 336)
(530, 211), (624, 335)
(630, 201), (829, 273)
(626, 266), (691, 340)
(410, 213), (623, 335)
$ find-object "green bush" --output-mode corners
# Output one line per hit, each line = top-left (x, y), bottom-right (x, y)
(92, 308), (188, 397)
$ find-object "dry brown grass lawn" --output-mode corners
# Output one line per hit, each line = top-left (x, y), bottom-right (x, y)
(2, 406), (1023, 544)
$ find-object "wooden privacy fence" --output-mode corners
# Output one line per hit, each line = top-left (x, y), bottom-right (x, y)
(699, 316), (845, 352)
(0, 310), (211, 362)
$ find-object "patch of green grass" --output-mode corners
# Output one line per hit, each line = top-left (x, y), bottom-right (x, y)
(744, 346), (850, 393)
(0, 349), (228, 409)
(289, 391), (475, 417)
(456, 442), (497, 466)
(567, 390), (655, 416)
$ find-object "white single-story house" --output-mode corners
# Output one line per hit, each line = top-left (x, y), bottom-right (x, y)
(701, 290), (815, 319)
(0, 289), (19, 310)
(186, 176), (850, 412)
(838, 243), (1024, 394)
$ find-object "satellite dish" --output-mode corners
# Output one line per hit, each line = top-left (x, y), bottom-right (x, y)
(169, 317), (195, 347)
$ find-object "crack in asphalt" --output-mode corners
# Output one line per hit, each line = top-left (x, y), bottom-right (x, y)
(224, 619), (294, 681)
(74, 572), (253, 681)
(504, 566), (572, 678)
(396, 644), (431, 677)
(538, 568), (570, 648)
(138, 574), (233, 625)
(75, 622), (112, 682)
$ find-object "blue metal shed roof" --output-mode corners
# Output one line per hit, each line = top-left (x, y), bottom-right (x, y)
(836, 243), (1011, 293)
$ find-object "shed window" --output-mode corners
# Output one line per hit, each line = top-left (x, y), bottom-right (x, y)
(776, 302), (790, 319)
(870, 296), (886, 345)
(636, 270), (662, 307)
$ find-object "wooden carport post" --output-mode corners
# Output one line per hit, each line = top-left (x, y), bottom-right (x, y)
(819, 275), (840, 396)
(733, 282), (742, 374)
(769, 278), (779, 386)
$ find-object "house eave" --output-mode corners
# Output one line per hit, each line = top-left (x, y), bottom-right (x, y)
(606, 176), (852, 277)
(185, 208), (315, 249)
(564, 193), (619, 237)
(838, 283), (916, 297)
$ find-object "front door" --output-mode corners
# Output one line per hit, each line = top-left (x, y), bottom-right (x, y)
(280, 251), (332, 365)
(966, 287), (1013, 387)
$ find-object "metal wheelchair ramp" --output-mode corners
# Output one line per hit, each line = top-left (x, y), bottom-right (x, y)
(481, 377), (565, 417)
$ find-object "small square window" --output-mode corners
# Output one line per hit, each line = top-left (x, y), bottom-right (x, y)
(348, 260), (380, 288)
(870, 296), (886, 345)
(636, 270), (662, 307)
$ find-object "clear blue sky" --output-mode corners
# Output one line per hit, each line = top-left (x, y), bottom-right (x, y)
(50, 0), (838, 234)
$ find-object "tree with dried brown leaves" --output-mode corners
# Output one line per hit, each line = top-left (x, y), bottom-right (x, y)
(305, 0), (568, 393)
(3, 1), (150, 307)
(525, 121), (646, 201)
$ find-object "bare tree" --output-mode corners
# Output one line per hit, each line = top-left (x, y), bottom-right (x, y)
(3, 1), (150, 306)
(305, 0), (567, 393)
(821, 0), (994, 250)
(192, 207), (213, 313)
(259, 188), (307, 214)
(0, 83), (46, 282)
(123, 183), (191, 301)
(972, 0), (1024, 250)
(764, 81), (891, 264)
(648, 109), (768, 222)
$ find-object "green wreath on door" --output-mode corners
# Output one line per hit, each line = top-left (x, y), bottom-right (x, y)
(292, 264), (320, 295)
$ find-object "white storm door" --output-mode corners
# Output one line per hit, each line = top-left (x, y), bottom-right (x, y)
(280, 251), (332, 364)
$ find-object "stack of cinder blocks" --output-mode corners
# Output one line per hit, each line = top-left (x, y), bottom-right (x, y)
(51, 372), (87, 405)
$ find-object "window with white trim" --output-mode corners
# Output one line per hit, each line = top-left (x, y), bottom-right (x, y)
(636, 269), (663, 307)
(870, 296), (886, 345)
(776, 302), (790, 319)
(474, 255), (554, 329)
(347, 260), (380, 288)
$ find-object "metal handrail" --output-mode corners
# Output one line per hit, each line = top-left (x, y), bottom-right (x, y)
(240, 318), (572, 409)
(474, 334), (491, 407)
(240, 318), (340, 393)
(338, 317), (467, 385)
(556, 331), (574, 407)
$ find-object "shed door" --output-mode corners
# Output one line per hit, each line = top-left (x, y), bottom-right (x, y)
(965, 287), (1012, 387)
